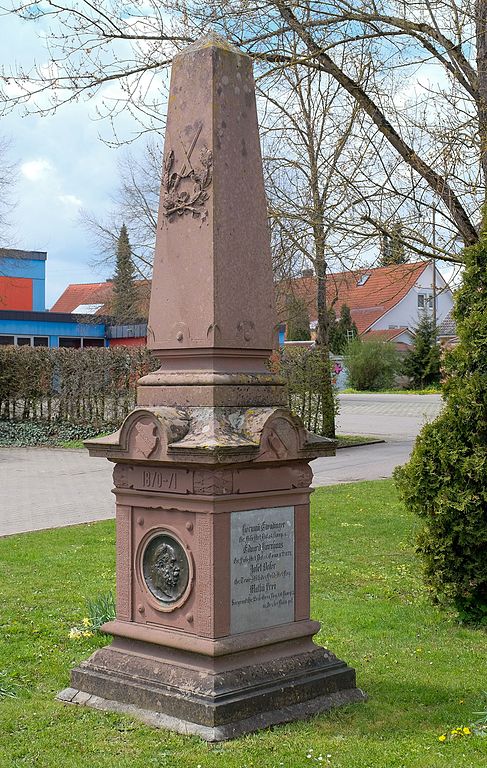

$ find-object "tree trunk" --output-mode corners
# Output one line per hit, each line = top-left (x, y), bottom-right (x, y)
(315, 250), (336, 439)
(476, 0), (487, 198)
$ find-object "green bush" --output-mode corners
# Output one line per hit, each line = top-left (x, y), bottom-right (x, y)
(0, 420), (106, 447)
(395, 224), (487, 624)
(344, 338), (400, 391)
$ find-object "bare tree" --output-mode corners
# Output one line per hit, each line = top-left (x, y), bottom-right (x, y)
(1, 0), (481, 261)
(0, 136), (16, 247)
(262, 37), (381, 437)
(81, 137), (161, 277)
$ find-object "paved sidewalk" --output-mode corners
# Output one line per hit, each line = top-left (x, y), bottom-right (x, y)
(0, 440), (414, 537)
(0, 447), (114, 537)
(0, 393), (441, 536)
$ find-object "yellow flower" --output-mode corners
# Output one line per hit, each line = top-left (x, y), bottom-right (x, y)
(69, 627), (82, 639)
(438, 734), (446, 742)
(82, 630), (94, 638)
(463, 727), (471, 735)
(82, 617), (92, 627)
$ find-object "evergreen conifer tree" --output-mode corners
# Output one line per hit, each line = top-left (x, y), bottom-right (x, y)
(285, 295), (311, 341)
(395, 218), (487, 623)
(112, 224), (139, 323)
(402, 313), (441, 388)
(329, 304), (358, 353)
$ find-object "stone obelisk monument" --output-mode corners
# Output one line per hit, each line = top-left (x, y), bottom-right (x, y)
(58, 33), (365, 740)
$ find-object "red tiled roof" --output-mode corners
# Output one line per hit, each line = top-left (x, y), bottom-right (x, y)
(50, 282), (113, 313)
(363, 327), (410, 342)
(278, 262), (428, 334)
(50, 280), (151, 316)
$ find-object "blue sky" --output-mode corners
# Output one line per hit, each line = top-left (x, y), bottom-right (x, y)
(0, 13), (156, 308)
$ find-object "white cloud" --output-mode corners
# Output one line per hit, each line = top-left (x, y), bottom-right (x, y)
(21, 158), (53, 181)
(59, 193), (83, 208)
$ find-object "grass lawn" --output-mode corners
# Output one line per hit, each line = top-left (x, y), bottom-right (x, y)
(335, 434), (384, 448)
(0, 480), (485, 768)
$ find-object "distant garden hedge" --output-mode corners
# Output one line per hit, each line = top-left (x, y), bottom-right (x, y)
(271, 346), (339, 434)
(0, 346), (158, 430)
(0, 344), (338, 442)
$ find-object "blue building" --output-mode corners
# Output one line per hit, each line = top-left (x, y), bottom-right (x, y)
(0, 248), (106, 347)
(0, 248), (46, 311)
(0, 309), (106, 348)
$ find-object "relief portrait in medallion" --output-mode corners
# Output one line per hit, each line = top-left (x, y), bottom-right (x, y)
(143, 534), (190, 604)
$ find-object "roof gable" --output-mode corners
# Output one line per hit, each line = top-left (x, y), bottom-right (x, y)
(279, 262), (429, 333)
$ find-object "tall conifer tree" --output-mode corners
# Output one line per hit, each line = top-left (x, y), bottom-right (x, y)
(112, 224), (138, 323)
(402, 314), (441, 388)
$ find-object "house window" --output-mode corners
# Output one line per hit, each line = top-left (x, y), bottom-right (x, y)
(83, 338), (104, 348)
(357, 273), (370, 286)
(59, 337), (81, 348)
(418, 294), (433, 309)
(58, 337), (104, 349)
(346, 329), (355, 341)
(0, 335), (50, 347)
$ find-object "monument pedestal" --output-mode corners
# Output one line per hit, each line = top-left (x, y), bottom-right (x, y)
(60, 408), (364, 739)
(58, 33), (365, 739)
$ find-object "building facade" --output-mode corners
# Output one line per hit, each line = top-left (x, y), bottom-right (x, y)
(0, 248), (46, 311)
(0, 249), (106, 347)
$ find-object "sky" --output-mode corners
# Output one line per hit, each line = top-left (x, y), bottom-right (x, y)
(0, 11), (462, 308)
(0, 12), (162, 308)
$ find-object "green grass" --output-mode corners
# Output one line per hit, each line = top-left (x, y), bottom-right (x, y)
(59, 433), (110, 449)
(335, 434), (384, 448)
(1, 480), (486, 768)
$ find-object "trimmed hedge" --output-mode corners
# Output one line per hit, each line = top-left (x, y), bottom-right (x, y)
(270, 346), (338, 435)
(0, 345), (338, 443)
(0, 346), (158, 430)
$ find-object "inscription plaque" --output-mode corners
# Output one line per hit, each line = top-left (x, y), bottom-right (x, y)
(230, 506), (294, 634)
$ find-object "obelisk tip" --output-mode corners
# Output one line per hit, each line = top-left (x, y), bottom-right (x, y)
(177, 31), (247, 57)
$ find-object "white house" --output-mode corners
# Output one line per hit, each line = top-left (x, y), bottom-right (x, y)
(281, 261), (453, 349)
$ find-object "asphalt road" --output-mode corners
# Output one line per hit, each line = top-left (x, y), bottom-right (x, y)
(0, 394), (443, 536)
(336, 393), (443, 440)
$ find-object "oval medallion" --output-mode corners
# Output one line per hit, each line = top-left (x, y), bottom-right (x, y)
(142, 533), (189, 604)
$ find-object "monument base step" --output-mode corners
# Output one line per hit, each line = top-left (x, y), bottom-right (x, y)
(58, 641), (366, 741)
(57, 685), (366, 741)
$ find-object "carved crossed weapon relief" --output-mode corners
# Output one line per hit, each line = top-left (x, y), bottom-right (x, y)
(162, 123), (213, 222)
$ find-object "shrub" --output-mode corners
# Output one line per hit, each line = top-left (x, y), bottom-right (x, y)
(86, 592), (116, 633)
(344, 338), (400, 391)
(394, 223), (487, 624)
(0, 420), (105, 447)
